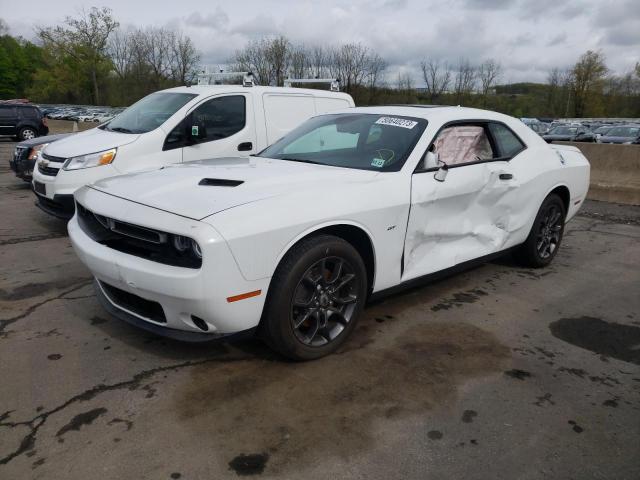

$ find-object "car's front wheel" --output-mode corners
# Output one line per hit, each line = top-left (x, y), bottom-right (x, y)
(515, 193), (566, 268)
(261, 235), (367, 361)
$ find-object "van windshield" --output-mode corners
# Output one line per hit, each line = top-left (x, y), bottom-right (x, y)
(258, 113), (427, 172)
(103, 92), (197, 134)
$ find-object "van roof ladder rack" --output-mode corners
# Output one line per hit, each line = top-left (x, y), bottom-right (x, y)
(284, 78), (341, 92)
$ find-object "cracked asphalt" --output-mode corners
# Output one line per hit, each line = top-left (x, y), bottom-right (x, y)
(1, 136), (639, 479)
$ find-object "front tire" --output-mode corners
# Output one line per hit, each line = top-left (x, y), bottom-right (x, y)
(260, 235), (367, 361)
(515, 193), (566, 268)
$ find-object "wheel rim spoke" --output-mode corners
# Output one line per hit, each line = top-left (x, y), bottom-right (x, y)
(290, 255), (360, 347)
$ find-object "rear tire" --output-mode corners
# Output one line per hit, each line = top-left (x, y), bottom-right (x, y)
(260, 235), (367, 361)
(515, 193), (566, 268)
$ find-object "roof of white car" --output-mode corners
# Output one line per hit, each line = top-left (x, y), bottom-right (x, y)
(162, 85), (352, 98)
(334, 105), (518, 124)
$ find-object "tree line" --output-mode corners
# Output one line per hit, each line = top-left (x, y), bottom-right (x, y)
(1, 8), (639, 117)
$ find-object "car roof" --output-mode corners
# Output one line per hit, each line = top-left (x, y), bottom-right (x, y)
(325, 105), (518, 124)
(161, 85), (352, 99)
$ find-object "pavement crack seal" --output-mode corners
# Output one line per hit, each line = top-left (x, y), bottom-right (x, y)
(0, 280), (93, 336)
(0, 353), (252, 465)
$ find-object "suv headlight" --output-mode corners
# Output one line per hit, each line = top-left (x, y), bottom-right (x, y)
(63, 148), (117, 170)
(29, 144), (49, 160)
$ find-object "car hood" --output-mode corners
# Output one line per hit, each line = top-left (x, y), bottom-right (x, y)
(43, 127), (140, 158)
(17, 133), (73, 148)
(88, 157), (379, 220)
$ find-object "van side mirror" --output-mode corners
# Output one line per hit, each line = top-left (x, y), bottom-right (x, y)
(434, 161), (448, 182)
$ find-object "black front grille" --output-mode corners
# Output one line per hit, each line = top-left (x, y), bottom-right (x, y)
(101, 281), (166, 323)
(38, 164), (60, 176)
(42, 152), (66, 163)
(14, 147), (29, 161)
(77, 203), (202, 269)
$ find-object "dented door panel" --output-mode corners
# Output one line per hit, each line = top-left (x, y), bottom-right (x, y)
(402, 160), (521, 282)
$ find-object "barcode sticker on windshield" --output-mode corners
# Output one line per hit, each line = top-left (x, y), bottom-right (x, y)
(375, 117), (418, 129)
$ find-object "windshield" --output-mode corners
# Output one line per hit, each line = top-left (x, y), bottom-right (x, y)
(606, 126), (640, 137)
(103, 92), (197, 134)
(595, 126), (612, 134)
(549, 126), (577, 135)
(258, 113), (427, 172)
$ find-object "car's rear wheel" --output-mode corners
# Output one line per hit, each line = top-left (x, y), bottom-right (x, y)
(261, 235), (367, 361)
(515, 193), (566, 268)
(19, 127), (36, 140)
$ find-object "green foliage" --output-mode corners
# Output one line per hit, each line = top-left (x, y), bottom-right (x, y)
(0, 34), (43, 99)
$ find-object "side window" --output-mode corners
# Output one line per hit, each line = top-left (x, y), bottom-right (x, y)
(0, 106), (17, 119)
(283, 124), (359, 154)
(488, 123), (525, 158)
(190, 95), (246, 144)
(20, 107), (39, 119)
(432, 125), (493, 166)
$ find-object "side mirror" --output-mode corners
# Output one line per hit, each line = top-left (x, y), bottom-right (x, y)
(434, 161), (448, 182)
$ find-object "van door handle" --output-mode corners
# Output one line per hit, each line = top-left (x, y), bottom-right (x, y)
(499, 173), (513, 180)
(237, 142), (253, 151)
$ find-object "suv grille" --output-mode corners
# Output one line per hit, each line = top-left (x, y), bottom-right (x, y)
(41, 152), (66, 163)
(14, 146), (29, 161)
(76, 203), (202, 269)
(38, 163), (60, 176)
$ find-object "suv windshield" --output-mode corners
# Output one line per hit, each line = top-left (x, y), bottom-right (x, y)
(258, 113), (427, 171)
(103, 92), (197, 134)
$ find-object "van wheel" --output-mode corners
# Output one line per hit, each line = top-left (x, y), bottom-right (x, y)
(19, 127), (37, 140)
(261, 235), (367, 361)
(515, 193), (566, 268)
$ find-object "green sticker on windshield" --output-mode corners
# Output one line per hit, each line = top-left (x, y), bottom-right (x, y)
(371, 157), (385, 168)
(191, 125), (199, 136)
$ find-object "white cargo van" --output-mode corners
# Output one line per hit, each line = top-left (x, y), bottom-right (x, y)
(32, 84), (354, 218)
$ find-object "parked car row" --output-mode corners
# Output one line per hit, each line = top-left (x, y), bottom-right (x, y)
(518, 116), (640, 145)
(41, 104), (124, 123)
(5, 84), (591, 359)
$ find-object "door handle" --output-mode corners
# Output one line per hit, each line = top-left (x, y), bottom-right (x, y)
(237, 142), (253, 152)
(499, 173), (513, 180)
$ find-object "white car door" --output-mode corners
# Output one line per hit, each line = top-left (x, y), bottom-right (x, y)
(181, 93), (257, 162)
(402, 122), (523, 282)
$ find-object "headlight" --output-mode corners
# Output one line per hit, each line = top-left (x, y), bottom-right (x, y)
(63, 148), (117, 170)
(29, 144), (48, 160)
(170, 234), (202, 260)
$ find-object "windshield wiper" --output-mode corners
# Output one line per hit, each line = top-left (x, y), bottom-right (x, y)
(108, 126), (135, 134)
(278, 157), (323, 165)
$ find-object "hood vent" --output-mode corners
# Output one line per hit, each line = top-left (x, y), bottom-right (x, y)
(198, 178), (244, 187)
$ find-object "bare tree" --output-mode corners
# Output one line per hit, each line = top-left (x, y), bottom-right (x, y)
(37, 7), (118, 104)
(478, 59), (501, 104)
(266, 36), (291, 86)
(420, 59), (451, 103)
(0, 18), (8, 35)
(170, 32), (200, 85)
(366, 52), (386, 89)
(108, 28), (133, 79)
(310, 45), (327, 78)
(289, 44), (309, 79)
(234, 38), (272, 85)
(453, 58), (476, 104)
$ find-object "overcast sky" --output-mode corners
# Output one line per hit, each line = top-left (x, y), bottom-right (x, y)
(1, 0), (639, 86)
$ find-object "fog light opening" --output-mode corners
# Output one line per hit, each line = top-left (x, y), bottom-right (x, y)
(191, 315), (209, 332)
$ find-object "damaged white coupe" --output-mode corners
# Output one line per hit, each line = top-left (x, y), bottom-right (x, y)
(68, 106), (590, 360)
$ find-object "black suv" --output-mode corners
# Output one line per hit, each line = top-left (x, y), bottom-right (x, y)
(0, 103), (49, 141)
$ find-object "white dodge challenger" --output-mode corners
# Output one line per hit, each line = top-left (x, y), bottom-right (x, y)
(69, 106), (590, 360)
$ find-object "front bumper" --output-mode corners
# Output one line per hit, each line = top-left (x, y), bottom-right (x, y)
(33, 190), (75, 219)
(68, 190), (269, 337)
